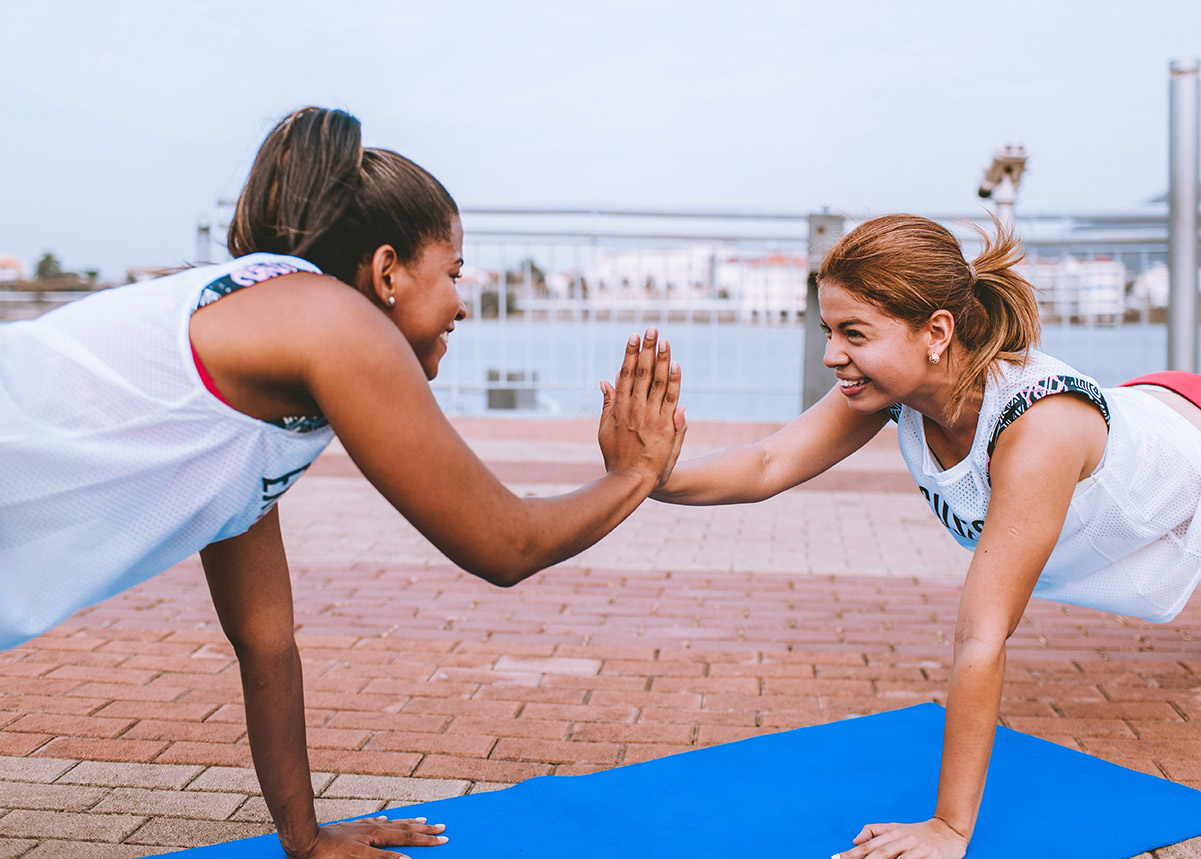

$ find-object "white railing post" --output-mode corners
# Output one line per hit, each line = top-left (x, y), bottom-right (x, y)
(1168, 58), (1200, 372)
(803, 214), (844, 411)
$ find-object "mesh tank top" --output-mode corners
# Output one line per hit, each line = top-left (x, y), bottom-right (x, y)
(893, 349), (1201, 622)
(0, 253), (335, 648)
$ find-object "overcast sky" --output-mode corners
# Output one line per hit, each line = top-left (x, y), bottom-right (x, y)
(2, 1), (1198, 280)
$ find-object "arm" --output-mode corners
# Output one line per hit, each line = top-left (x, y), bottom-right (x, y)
(653, 384), (889, 505)
(194, 274), (682, 587)
(839, 392), (1107, 859)
(200, 509), (447, 858)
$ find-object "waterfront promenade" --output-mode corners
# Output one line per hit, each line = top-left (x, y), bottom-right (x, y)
(0, 417), (1198, 857)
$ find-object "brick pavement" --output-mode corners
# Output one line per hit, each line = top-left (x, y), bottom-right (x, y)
(0, 418), (1198, 857)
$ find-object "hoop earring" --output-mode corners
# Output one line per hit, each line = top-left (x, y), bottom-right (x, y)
(928, 352), (940, 365)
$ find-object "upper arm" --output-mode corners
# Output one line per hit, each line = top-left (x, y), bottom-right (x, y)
(200, 506), (295, 655)
(956, 393), (1105, 646)
(286, 284), (529, 573)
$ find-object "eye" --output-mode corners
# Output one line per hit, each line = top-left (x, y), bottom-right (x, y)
(846, 329), (865, 341)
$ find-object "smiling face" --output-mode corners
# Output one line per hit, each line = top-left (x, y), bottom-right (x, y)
(818, 280), (942, 415)
(387, 216), (466, 379)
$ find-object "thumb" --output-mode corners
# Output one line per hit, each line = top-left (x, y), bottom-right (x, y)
(673, 405), (687, 433)
(599, 380), (615, 416)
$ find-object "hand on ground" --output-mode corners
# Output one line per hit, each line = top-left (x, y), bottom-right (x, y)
(832, 818), (967, 859)
(289, 816), (448, 858)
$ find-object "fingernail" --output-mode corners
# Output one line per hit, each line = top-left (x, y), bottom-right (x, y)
(415, 817), (426, 823)
(433, 824), (445, 831)
(645, 327), (656, 338)
(671, 361), (680, 373)
(437, 836), (449, 843)
(628, 333), (639, 345)
(659, 338), (669, 352)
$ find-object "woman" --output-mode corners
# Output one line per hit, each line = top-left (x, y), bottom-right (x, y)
(651, 214), (1201, 859)
(0, 107), (686, 858)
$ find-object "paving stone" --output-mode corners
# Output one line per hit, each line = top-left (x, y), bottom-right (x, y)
(232, 795), (384, 824)
(0, 756), (77, 784)
(0, 780), (108, 811)
(0, 809), (146, 841)
(322, 774), (470, 802)
(0, 839), (36, 859)
(91, 787), (247, 820)
(56, 761), (205, 790)
(21, 842), (173, 858)
(185, 766), (334, 795)
(125, 817), (274, 849)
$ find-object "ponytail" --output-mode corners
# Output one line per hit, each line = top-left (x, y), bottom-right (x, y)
(951, 220), (1041, 419)
(228, 107), (459, 286)
(818, 214), (1041, 422)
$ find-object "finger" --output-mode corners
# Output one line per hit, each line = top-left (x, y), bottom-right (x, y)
(852, 823), (892, 845)
(630, 327), (658, 402)
(648, 337), (671, 410)
(662, 358), (681, 415)
(615, 332), (641, 399)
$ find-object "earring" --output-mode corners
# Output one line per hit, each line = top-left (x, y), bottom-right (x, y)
(928, 352), (940, 365)
(387, 295), (396, 308)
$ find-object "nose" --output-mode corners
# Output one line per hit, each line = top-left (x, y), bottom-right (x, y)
(823, 336), (846, 369)
(455, 297), (467, 321)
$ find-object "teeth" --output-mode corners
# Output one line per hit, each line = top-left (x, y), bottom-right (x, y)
(839, 378), (866, 387)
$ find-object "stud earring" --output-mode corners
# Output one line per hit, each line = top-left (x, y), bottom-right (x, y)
(387, 295), (396, 308)
(928, 352), (940, 365)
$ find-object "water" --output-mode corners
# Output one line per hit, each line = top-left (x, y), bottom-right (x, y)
(431, 318), (1182, 423)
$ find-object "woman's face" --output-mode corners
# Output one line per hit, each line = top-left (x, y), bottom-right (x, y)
(389, 216), (467, 379)
(817, 280), (934, 415)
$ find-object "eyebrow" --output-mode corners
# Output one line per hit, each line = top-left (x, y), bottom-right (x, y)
(819, 317), (874, 330)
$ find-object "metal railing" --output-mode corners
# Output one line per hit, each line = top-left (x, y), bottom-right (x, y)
(441, 208), (1192, 420)
(4, 208), (1195, 422)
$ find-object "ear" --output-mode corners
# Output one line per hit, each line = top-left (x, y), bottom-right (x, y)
(925, 308), (955, 359)
(362, 244), (400, 309)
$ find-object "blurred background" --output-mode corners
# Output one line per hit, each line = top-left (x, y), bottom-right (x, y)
(2, 0), (1199, 420)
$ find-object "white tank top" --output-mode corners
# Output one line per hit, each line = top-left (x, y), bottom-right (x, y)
(0, 253), (335, 648)
(893, 349), (1201, 622)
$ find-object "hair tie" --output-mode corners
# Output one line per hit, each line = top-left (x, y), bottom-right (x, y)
(966, 262), (979, 285)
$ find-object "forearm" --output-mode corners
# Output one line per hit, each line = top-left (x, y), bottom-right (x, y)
(463, 467), (655, 586)
(237, 641), (319, 856)
(651, 443), (773, 505)
(934, 640), (1006, 841)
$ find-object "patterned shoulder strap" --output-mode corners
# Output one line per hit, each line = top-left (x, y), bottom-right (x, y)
(887, 403), (903, 423)
(985, 375), (1110, 483)
(196, 258), (320, 309)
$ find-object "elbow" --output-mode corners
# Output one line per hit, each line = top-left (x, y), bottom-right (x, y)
(456, 542), (541, 588)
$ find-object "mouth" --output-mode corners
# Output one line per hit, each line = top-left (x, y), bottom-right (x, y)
(837, 375), (870, 395)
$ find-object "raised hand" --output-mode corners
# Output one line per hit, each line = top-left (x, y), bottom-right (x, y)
(832, 818), (967, 859)
(598, 328), (686, 488)
(290, 816), (448, 858)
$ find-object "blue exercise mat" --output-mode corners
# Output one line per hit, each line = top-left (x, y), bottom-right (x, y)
(158, 703), (1201, 858)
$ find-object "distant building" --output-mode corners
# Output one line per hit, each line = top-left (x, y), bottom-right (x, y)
(0, 255), (25, 283)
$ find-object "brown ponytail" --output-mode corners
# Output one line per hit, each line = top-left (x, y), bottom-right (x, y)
(228, 107), (459, 286)
(817, 214), (1040, 422)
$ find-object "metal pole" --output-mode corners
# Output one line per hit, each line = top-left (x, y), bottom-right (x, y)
(1168, 57), (1199, 372)
(803, 214), (845, 411)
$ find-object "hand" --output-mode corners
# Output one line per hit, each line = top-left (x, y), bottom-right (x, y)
(598, 328), (685, 488)
(288, 816), (448, 859)
(832, 818), (967, 859)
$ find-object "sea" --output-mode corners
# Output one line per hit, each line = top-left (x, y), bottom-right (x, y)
(429, 318), (1177, 423)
